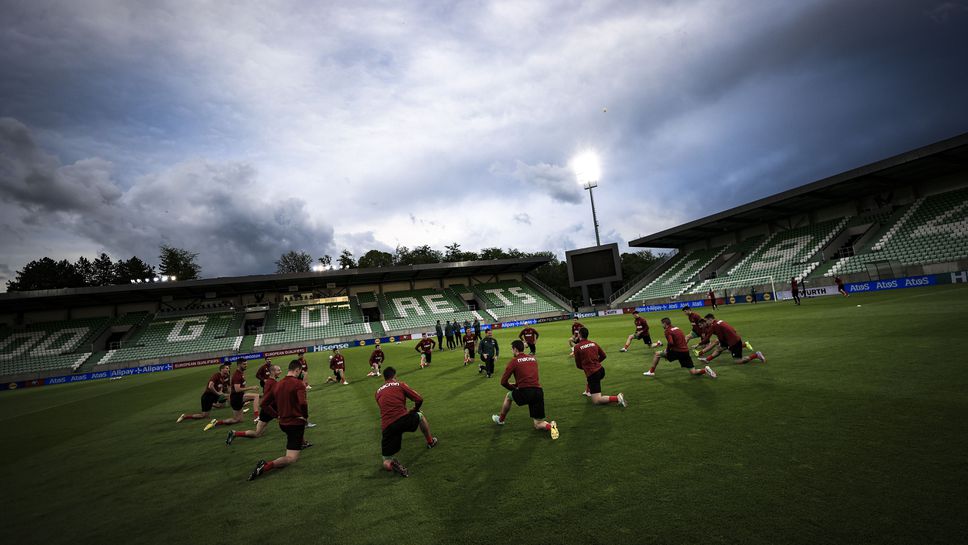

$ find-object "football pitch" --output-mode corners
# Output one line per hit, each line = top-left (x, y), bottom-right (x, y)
(4, 286), (968, 545)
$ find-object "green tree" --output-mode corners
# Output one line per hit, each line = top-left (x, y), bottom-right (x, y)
(358, 250), (393, 269)
(620, 250), (661, 282)
(74, 256), (95, 286)
(6, 257), (85, 291)
(276, 251), (313, 274)
(91, 253), (116, 286)
(113, 256), (156, 283)
(318, 255), (332, 269)
(479, 247), (509, 261)
(338, 249), (356, 269)
(159, 245), (201, 280)
(399, 245), (443, 265)
(443, 243), (478, 262)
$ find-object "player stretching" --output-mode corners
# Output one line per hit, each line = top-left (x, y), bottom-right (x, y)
(698, 314), (766, 365)
(227, 365), (283, 443)
(681, 306), (705, 346)
(644, 318), (717, 378)
(518, 326), (539, 354)
(620, 310), (662, 352)
(568, 317), (585, 356)
(367, 343), (385, 377)
(574, 327), (626, 407)
(491, 340), (558, 439)
(296, 351), (311, 390)
(255, 357), (272, 390)
(325, 348), (348, 384)
(247, 360), (310, 481)
(176, 363), (230, 423)
(790, 277), (801, 305)
(463, 328), (477, 366)
(415, 333), (436, 369)
(835, 276), (849, 297)
(204, 359), (261, 430)
(375, 367), (438, 477)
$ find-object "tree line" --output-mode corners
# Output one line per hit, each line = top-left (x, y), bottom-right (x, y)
(6, 245), (201, 292)
(7, 243), (661, 304)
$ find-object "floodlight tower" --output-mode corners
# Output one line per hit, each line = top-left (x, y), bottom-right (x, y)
(572, 151), (602, 246)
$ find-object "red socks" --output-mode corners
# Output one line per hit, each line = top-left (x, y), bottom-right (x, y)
(697, 369), (707, 375)
(649, 366), (657, 373)
(542, 422), (551, 430)
(216, 420), (225, 425)
(499, 414), (507, 422)
(609, 396), (618, 403)
(234, 431), (250, 438)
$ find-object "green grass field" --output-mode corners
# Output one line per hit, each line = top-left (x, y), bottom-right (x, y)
(4, 285), (968, 545)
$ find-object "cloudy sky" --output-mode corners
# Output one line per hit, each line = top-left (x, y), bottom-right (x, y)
(2, 0), (967, 287)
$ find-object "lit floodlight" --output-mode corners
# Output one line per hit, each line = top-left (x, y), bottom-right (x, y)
(170, 276), (176, 281)
(572, 151), (600, 189)
(130, 280), (136, 284)
(154, 277), (161, 282)
(160, 275), (168, 282)
(311, 264), (325, 272)
(143, 278), (152, 283)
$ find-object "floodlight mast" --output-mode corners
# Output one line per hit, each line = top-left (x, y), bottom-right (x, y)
(573, 152), (602, 246)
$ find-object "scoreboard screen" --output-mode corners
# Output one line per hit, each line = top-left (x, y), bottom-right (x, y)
(566, 244), (623, 286)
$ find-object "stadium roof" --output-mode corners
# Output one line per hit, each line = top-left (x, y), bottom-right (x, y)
(0, 257), (551, 313)
(630, 132), (968, 248)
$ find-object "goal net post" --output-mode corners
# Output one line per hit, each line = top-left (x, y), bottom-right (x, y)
(703, 275), (777, 303)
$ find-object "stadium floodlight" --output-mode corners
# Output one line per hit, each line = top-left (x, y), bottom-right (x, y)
(143, 278), (152, 283)
(572, 151), (602, 246)
(170, 276), (176, 281)
(130, 280), (136, 284)
(160, 275), (168, 282)
(311, 264), (325, 272)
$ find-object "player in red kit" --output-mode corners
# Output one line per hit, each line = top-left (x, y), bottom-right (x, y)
(296, 351), (311, 390)
(698, 314), (766, 365)
(463, 329), (477, 365)
(367, 343), (385, 377)
(518, 326), (539, 354)
(708, 289), (718, 310)
(680, 306), (705, 345)
(375, 367), (438, 477)
(247, 360), (310, 481)
(568, 317), (584, 356)
(574, 327), (626, 407)
(415, 333), (436, 368)
(835, 276), (849, 297)
(620, 310), (662, 352)
(644, 318), (717, 378)
(176, 363), (230, 423)
(790, 277), (801, 305)
(255, 357), (272, 390)
(226, 364), (289, 443)
(325, 348), (348, 384)
(204, 359), (261, 430)
(491, 340), (558, 439)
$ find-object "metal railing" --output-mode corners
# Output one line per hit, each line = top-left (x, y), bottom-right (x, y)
(607, 250), (678, 304)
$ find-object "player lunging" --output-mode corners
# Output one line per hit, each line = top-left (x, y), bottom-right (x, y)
(491, 340), (558, 439)
(415, 333), (436, 369)
(620, 310), (662, 352)
(518, 326), (539, 354)
(698, 314), (766, 365)
(247, 360), (310, 481)
(176, 363), (230, 423)
(227, 365), (283, 443)
(644, 318), (717, 378)
(204, 359), (261, 430)
(574, 327), (626, 407)
(325, 348), (348, 384)
(463, 328), (477, 366)
(375, 367), (438, 477)
(680, 306), (705, 347)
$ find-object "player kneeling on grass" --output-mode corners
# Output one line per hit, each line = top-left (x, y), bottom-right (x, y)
(415, 333), (436, 369)
(574, 327), (626, 407)
(697, 315), (766, 365)
(491, 340), (558, 439)
(644, 318), (717, 378)
(368, 343), (385, 377)
(620, 310), (662, 352)
(204, 359), (261, 431)
(227, 365), (284, 443)
(375, 367), (438, 477)
(325, 348), (349, 384)
(248, 360), (311, 481)
(177, 363), (230, 423)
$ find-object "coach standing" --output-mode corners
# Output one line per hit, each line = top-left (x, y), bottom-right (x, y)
(435, 320), (444, 351)
(478, 329), (499, 378)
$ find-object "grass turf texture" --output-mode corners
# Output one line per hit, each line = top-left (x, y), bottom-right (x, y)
(3, 285), (968, 545)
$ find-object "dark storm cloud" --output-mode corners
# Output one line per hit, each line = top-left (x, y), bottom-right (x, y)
(510, 160), (582, 204)
(0, 118), (335, 275)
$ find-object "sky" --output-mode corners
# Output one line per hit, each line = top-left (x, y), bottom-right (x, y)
(1, 0), (967, 288)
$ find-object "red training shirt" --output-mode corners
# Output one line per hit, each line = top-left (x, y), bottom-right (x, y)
(329, 354), (345, 370)
(204, 372), (225, 395)
(463, 333), (476, 350)
(255, 361), (271, 381)
(369, 349), (385, 365)
(634, 316), (649, 334)
(573, 339), (606, 377)
(571, 322), (584, 335)
(710, 320), (742, 347)
(260, 377), (278, 417)
(375, 380), (423, 430)
(519, 327), (539, 343)
(664, 326), (689, 352)
(261, 375), (308, 426)
(231, 369), (246, 394)
(500, 353), (542, 391)
(415, 338), (436, 354)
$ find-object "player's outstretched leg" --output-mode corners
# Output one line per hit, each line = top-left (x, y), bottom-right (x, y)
(590, 392), (625, 407)
(417, 412), (438, 448)
(644, 351), (662, 376)
(621, 334), (634, 352)
(492, 392), (514, 425)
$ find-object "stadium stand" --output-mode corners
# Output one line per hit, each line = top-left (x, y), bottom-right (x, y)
(378, 288), (480, 331)
(470, 281), (563, 318)
(255, 302), (370, 346)
(823, 186), (968, 277)
(98, 313), (241, 365)
(0, 317), (109, 373)
(624, 246), (727, 301)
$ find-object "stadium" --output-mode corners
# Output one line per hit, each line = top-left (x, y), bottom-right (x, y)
(2, 132), (967, 544)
